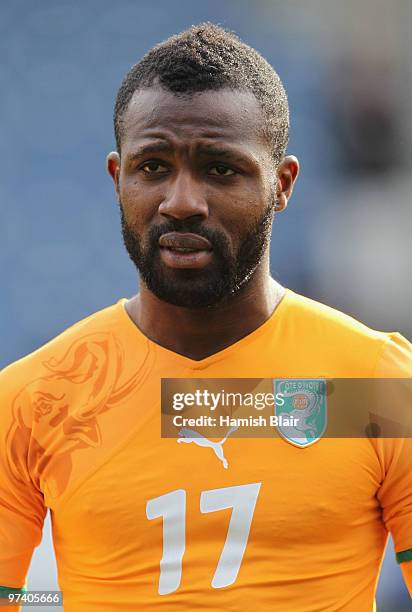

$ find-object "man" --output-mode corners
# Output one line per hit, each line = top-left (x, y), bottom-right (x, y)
(0, 22), (411, 611)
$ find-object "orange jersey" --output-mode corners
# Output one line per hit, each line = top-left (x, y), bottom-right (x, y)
(1, 288), (412, 611)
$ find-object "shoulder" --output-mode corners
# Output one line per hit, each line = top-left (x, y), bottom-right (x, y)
(0, 298), (153, 499)
(283, 289), (412, 376)
(0, 298), (138, 461)
(374, 332), (412, 377)
(286, 289), (385, 337)
(284, 289), (403, 344)
(0, 299), (127, 393)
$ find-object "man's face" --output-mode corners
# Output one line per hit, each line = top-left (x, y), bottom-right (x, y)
(109, 87), (280, 308)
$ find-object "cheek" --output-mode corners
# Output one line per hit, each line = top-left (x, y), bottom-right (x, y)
(119, 179), (159, 226)
(227, 196), (268, 235)
(228, 180), (270, 217)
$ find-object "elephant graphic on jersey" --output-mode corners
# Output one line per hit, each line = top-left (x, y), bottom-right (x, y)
(6, 332), (152, 497)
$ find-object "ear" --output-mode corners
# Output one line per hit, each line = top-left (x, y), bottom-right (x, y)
(106, 151), (121, 194)
(275, 155), (299, 213)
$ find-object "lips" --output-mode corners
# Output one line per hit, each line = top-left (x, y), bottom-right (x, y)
(158, 231), (214, 269)
(158, 232), (212, 251)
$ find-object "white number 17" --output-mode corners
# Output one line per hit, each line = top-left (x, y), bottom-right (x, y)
(146, 482), (262, 595)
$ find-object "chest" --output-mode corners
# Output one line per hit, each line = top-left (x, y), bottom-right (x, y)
(51, 423), (383, 555)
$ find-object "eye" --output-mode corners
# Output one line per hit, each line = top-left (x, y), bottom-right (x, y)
(140, 161), (169, 174)
(208, 165), (236, 177)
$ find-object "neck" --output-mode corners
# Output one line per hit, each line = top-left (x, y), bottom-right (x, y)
(124, 259), (285, 362)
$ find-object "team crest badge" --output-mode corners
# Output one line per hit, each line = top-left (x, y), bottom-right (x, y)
(272, 379), (327, 448)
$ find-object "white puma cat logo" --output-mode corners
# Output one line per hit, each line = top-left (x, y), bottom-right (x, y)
(177, 425), (239, 469)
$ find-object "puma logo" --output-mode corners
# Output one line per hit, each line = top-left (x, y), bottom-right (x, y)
(177, 425), (239, 469)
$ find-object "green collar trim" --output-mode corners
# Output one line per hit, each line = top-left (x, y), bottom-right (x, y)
(0, 586), (27, 598)
(396, 548), (412, 563)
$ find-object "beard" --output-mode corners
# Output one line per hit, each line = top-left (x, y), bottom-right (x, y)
(119, 199), (274, 309)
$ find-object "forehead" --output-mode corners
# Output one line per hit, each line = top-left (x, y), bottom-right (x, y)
(120, 87), (269, 156)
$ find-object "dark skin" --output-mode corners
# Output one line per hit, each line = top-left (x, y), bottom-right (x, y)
(107, 87), (299, 361)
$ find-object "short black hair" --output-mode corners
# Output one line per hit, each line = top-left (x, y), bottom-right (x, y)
(114, 22), (289, 165)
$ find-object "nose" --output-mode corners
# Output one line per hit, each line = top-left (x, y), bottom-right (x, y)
(158, 170), (209, 221)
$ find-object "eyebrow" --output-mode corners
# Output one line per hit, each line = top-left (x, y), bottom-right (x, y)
(197, 145), (253, 165)
(125, 142), (256, 166)
(126, 142), (173, 161)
